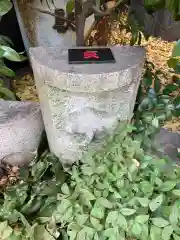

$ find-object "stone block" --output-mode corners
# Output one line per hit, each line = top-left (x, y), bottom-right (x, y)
(30, 46), (146, 164)
(0, 100), (44, 165)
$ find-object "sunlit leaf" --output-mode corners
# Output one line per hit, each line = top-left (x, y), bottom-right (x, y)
(151, 218), (169, 228)
(149, 194), (163, 212)
(172, 39), (180, 57)
(0, 0), (12, 16)
(66, 0), (74, 13)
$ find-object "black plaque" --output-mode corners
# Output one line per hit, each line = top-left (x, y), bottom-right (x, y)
(68, 48), (115, 64)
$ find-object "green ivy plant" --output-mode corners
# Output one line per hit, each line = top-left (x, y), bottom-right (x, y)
(0, 124), (179, 240)
(134, 40), (180, 150)
(0, 35), (27, 100)
(0, 2), (27, 100)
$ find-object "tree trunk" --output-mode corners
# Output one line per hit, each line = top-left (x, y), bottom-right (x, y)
(75, 0), (94, 46)
(75, 0), (85, 45)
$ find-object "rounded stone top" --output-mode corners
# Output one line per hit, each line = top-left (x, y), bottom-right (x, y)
(30, 46), (146, 92)
(0, 101), (40, 126)
(30, 46), (145, 75)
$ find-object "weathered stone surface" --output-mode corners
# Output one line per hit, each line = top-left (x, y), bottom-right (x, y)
(153, 128), (180, 165)
(30, 46), (146, 164)
(13, 0), (94, 52)
(0, 100), (44, 165)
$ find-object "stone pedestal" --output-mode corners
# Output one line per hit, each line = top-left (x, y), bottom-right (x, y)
(30, 46), (146, 164)
(13, 0), (94, 52)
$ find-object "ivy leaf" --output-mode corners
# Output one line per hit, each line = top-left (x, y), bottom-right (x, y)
(76, 227), (94, 240)
(66, 0), (74, 13)
(91, 203), (104, 219)
(151, 117), (159, 128)
(150, 225), (162, 240)
(98, 198), (113, 209)
(154, 76), (161, 93)
(106, 211), (118, 225)
(80, 189), (95, 201)
(90, 216), (103, 231)
(131, 222), (142, 237)
(1, 46), (24, 62)
(0, 35), (13, 46)
(140, 223), (149, 240)
(172, 39), (180, 57)
(168, 57), (179, 69)
(149, 194), (164, 212)
(0, 87), (16, 100)
(61, 183), (70, 195)
(0, 0), (12, 16)
(117, 213), (128, 231)
(0, 221), (13, 239)
(162, 225), (173, 240)
(163, 84), (179, 95)
(172, 190), (180, 197)
(143, 76), (152, 87)
(159, 181), (177, 192)
(76, 214), (88, 226)
(140, 181), (153, 194)
(120, 208), (136, 216)
(137, 198), (150, 207)
(103, 228), (115, 238)
(138, 97), (153, 112)
(169, 203), (179, 226)
(135, 215), (149, 224)
(33, 225), (55, 240)
(0, 65), (15, 77)
(151, 218), (169, 228)
(173, 233), (180, 240)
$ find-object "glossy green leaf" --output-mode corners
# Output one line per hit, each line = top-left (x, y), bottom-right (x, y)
(1, 46), (26, 62)
(151, 117), (159, 128)
(66, 0), (74, 13)
(167, 57), (179, 69)
(138, 97), (153, 112)
(120, 208), (136, 216)
(159, 181), (177, 192)
(143, 77), (152, 87)
(0, 87), (16, 100)
(0, 0), (12, 16)
(80, 189), (95, 201)
(149, 194), (163, 212)
(135, 215), (149, 224)
(173, 233), (180, 240)
(0, 65), (15, 77)
(169, 203), (179, 226)
(150, 225), (162, 240)
(163, 84), (179, 95)
(137, 198), (150, 207)
(131, 222), (142, 237)
(172, 39), (180, 57)
(0, 35), (13, 46)
(61, 183), (70, 195)
(162, 225), (173, 240)
(98, 198), (113, 209)
(91, 203), (104, 219)
(140, 181), (153, 194)
(151, 218), (169, 228)
(172, 189), (180, 197)
(154, 76), (161, 93)
(90, 216), (103, 231)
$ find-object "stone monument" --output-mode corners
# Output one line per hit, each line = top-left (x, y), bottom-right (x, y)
(30, 46), (146, 164)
